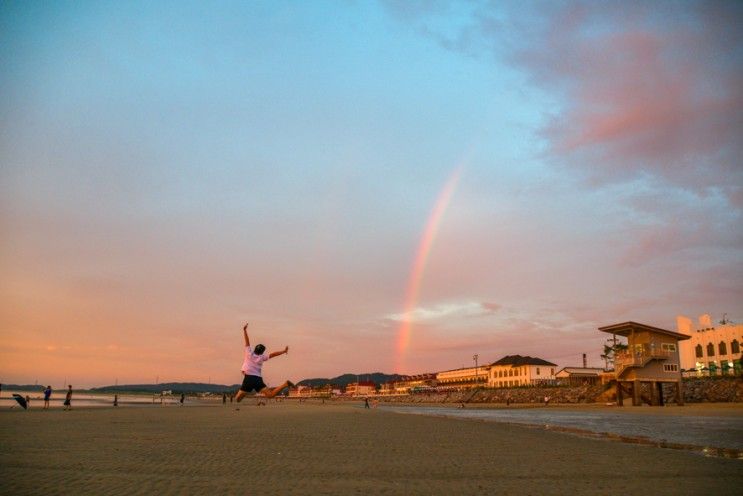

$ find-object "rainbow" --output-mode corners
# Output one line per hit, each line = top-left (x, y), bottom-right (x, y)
(395, 164), (464, 372)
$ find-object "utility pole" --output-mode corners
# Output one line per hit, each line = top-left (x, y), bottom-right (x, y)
(473, 354), (479, 384)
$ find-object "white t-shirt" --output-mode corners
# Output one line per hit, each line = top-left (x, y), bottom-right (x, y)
(241, 346), (269, 376)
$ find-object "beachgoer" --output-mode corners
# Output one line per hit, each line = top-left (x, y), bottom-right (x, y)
(64, 385), (72, 410)
(364, 397), (370, 409)
(114, 394), (118, 407)
(25, 395), (31, 409)
(43, 386), (52, 409)
(222, 393), (227, 405)
(234, 323), (294, 406)
(180, 393), (185, 406)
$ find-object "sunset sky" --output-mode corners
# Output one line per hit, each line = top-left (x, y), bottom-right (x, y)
(1, 1), (741, 388)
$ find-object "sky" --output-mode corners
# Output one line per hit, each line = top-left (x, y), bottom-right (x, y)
(1, 0), (741, 388)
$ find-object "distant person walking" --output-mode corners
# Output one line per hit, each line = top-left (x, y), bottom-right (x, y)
(180, 393), (185, 406)
(234, 323), (294, 406)
(114, 394), (118, 407)
(63, 385), (72, 410)
(364, 397), (370, 409)
(43, 386), (52, 409)
(222, 392), (227, 405)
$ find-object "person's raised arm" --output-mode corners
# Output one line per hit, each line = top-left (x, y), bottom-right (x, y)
(269, 346), (289, 359)
(243, 323), (250, 347)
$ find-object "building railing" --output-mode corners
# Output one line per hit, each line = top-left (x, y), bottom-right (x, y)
(614, 345), (673, 375)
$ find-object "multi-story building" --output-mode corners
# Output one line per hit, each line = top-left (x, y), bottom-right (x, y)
(600, 321), (688, 406)
(377, 382), (396, 395)
(436, 366), (487, 389)
(391, 373), (437, 393)
(288, 385), (313, 398)
(345, 381), (376, 396)
(487, 355), (557, 388)
(677, 314), (743, 374)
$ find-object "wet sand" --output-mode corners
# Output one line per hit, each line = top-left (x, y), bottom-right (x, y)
(0, 402), (741, 495)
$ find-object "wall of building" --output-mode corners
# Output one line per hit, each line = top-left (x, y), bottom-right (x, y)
(677, 318), (743, 372)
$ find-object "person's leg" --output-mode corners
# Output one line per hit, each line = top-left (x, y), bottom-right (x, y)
(260, 381), (294, 399)
(235, 389), (248, 402)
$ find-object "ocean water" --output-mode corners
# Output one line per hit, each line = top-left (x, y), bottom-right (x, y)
(380, 405), (743, 455)
(0, 391), (194, 408)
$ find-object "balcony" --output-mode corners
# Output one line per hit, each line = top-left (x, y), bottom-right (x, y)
(614, 345), (672, 376)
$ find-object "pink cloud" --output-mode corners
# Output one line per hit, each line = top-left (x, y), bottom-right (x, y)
(517, 3), (743, 202)
(386, 1), (743, 203)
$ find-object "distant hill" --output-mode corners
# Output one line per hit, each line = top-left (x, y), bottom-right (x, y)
(297, 372), (404, 389)
(5, 372), (405, 394)
(91, 383), (239, 394)
(0, 384), (47, 391)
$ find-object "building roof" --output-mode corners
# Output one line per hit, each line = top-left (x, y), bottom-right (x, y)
(598, 321), (690, 340)
(489, 355), (557, 367)
(556, 367), (604, 376)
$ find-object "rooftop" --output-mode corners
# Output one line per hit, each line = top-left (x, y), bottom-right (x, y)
(490, 355), (557, 367)
(598, 321), (690, 340)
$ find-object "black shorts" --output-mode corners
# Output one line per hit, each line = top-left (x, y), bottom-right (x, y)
(240, 374), (267, 393)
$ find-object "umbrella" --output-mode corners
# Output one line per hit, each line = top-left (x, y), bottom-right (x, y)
(12, 393), (28, 410)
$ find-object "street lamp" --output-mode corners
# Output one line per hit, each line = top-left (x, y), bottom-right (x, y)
(473, 354), (479, 383)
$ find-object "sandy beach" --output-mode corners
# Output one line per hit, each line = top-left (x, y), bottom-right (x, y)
(1, 402), (741, 495)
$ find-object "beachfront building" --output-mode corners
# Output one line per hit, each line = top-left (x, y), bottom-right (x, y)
(599, 321), (689, 406)
(392, 374), (437, 394)
(676, 314), (743, 375)
(288, 385), (313, 398)
(487, 355), (557, 388)
(436, 366), (487, 390)
(555, 367), (604, 386)
(378, 382), (396, 395)
(309, 384), (333, 398)
(345, 381), (376, 396)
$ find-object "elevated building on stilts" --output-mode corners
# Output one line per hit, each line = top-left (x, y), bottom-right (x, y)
(599, 321), (690, 406)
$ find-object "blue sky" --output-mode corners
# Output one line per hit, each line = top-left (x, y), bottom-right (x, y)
(1, 1), (741, 386)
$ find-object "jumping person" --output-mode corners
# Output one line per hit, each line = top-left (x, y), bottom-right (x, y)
(234, 323), (293, 405)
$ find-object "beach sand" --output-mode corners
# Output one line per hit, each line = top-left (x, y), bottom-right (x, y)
(1, 402), (741, 495)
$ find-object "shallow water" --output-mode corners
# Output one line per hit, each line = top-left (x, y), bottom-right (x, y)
(0, 391), (193, 408)
(380, 405), (743, 457)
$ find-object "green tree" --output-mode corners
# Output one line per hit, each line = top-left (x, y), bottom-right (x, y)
(600, 338), (628, 371)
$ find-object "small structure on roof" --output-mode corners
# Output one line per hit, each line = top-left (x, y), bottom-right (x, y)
(599, 321), (690, 406)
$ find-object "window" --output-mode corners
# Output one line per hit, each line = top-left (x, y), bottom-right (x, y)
(663, 364), (679, 372)
(732, 340), (740, 355)
(661, 343), (677, 352)
(719, 341), (727, 356)
(550, 368), (554, 375)
(707, 343), (715, 356)
(695, 344), (703, 358)
(536, 367), (540, 375)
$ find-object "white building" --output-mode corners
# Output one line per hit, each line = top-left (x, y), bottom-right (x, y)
(345, 381), (376, 396)
(488, 355), (556, 388)
(677, 314), (743, 374)
(436, 366), (487, 389)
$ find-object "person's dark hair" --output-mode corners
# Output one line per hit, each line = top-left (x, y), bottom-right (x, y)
(254, 344), (266, 355)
